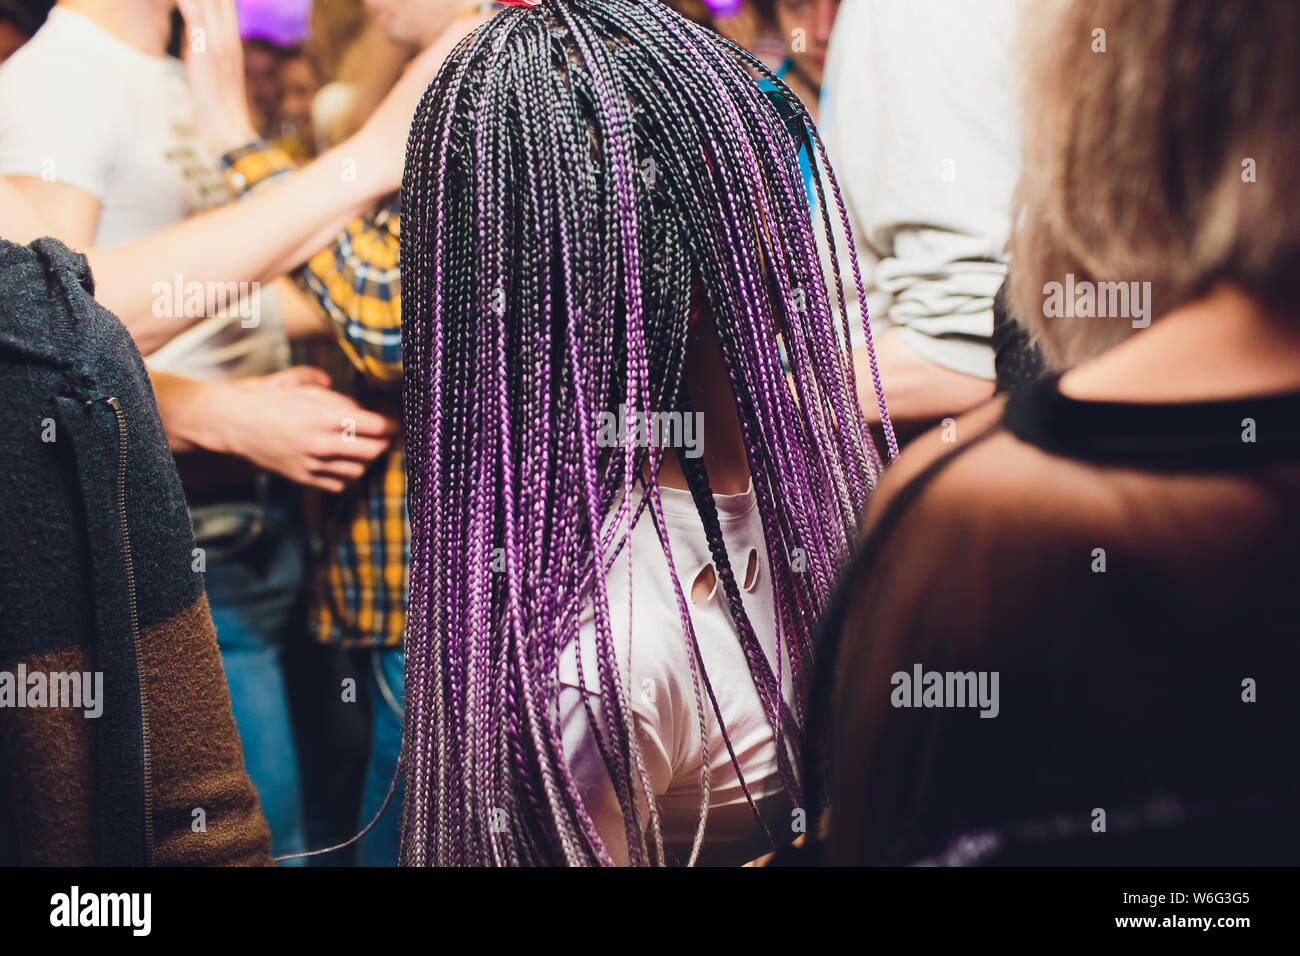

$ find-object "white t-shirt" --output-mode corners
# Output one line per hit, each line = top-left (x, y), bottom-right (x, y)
(821, 0), (1020, 381)
(558, 480), (797, 866)
(0, 7), (285, 378)
(0, 7), (227, 250)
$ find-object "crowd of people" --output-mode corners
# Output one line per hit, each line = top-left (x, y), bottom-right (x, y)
(0, 0), (1297, 867)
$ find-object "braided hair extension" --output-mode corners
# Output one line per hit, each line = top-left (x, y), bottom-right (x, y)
(401, 0), (893, 866)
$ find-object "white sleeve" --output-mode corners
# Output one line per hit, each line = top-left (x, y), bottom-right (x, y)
(0, 49), (123, 199)
(812, 178), (894, 353)
(819, 0), (1017, 382)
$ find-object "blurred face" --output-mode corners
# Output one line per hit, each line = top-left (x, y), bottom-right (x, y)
(244, 42), (282, 132)
(280, 56), (317, 136)
(775, 0), (840, 90)
(362, 0), (472, 48)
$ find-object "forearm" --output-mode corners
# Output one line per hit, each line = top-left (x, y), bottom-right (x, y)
(275, 209), (369, 285)
(90, 142), (386, 353)
(855, 329), (995, 440)
(150, 369), (228, 455)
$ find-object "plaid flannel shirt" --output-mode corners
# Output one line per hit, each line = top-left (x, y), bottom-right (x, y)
(221, 141), (407, 648)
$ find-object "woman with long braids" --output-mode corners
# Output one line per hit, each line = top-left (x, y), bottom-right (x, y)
(400, 0), (893, 866)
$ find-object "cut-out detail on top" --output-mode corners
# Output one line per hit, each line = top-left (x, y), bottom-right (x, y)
(690, 561), (718, 605)
(742, 547), (760, 592)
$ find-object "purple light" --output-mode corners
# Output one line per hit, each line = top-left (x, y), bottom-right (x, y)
(705, 0), (745, 17)
(234, 0), (312, 48)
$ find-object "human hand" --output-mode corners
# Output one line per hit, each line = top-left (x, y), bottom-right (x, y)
(178, 0), (260, 157)
(342, 10), (491, 196)
(214, 366), (400, 492)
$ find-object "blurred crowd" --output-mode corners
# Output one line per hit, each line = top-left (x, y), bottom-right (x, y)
(1, 0), (1297, 869)
(0, 0), (883, 869)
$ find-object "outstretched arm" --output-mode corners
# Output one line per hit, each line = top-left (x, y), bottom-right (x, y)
(3, 2), (455, 353)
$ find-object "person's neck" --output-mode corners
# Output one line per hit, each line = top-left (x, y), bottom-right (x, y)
(652, 312), (752, 496)
(1059, 283), (1300, 403)
(59, 0), (171, 58)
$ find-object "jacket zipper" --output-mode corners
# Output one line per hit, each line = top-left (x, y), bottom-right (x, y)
(106, 396), (155, 864)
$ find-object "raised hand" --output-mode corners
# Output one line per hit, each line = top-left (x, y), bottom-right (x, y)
(178, 0), (260, 157)
(340, 9), (493, 197)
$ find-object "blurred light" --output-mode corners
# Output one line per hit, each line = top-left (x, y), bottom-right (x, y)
(234, 0), (312, 47)
(705, 0), (744, 16)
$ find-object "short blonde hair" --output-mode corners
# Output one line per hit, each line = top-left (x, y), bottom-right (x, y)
(1009, 0), (1300, 368)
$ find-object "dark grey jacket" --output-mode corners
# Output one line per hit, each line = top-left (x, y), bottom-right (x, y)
(0, 237), (271, 865)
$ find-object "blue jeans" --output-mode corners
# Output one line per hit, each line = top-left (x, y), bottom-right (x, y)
(199, 489), (308, 864)
(358, 647), (404, 866)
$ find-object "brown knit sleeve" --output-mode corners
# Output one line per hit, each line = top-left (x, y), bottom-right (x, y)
(137, 590), (274, 866)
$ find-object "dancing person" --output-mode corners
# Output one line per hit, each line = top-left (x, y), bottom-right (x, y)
(0, 0), (317, 861)
(821, 0), (1018, 439)
(242, 36), (284, 139)
(0, 234), (271, 866)
(275, 44), (320, 160)
(752, 0), (839, 121)
(400, 0), (893, 867)
(812, 0), (1300, 866)
(0, 0), (411, 860)
(0, 0), (440, 493)
(219, 0), (496, 865)
(705, 1), (786, 68)
(749, 0), (839, 206)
